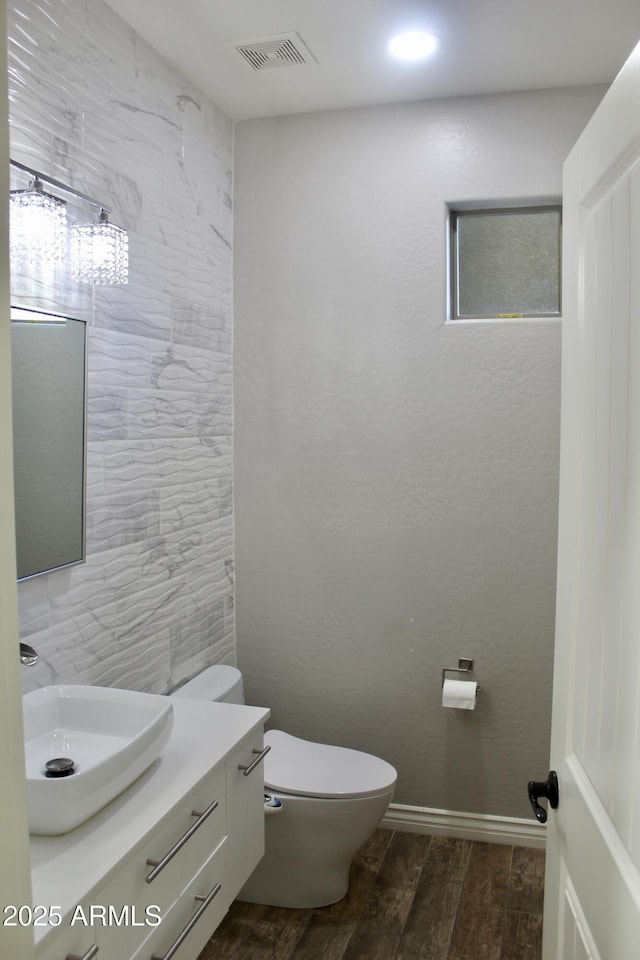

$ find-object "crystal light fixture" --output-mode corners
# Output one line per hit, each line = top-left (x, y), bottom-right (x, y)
(70, 208), (129, 285)
(10, 177), (68, 263)
(9, 159), (130, 286)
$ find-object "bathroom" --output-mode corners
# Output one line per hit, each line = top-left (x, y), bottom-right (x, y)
(2, 0), (640, 957)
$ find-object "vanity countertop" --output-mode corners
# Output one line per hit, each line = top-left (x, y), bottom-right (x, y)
(29, 697), (270, 946)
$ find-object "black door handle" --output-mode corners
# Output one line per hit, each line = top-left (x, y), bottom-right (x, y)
(528, 770), (559, 823)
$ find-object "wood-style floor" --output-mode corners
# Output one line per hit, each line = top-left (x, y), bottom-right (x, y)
(199, 829), (545, 960)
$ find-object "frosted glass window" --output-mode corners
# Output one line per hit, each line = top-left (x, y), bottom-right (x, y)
(450, 205), (561, 319)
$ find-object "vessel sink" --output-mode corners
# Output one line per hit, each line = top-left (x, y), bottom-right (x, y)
(23, 684), (174, 835)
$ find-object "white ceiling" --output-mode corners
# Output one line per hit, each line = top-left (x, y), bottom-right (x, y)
(104, 0), (640, 120)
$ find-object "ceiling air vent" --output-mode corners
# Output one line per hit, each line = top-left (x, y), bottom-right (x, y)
(229, 32), (316, 72)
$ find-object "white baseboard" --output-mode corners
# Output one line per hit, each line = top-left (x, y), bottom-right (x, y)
(381, 802), (546, 849)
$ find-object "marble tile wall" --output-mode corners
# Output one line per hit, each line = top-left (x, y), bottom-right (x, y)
(9, 0), (236, 694)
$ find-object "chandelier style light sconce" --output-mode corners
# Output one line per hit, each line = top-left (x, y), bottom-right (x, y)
(9, 159), (129, 286)
(10, 176), (68, 264)
(71, 208), (129, 286)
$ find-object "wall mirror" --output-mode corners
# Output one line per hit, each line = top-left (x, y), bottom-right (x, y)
(11, 306), (87, 581)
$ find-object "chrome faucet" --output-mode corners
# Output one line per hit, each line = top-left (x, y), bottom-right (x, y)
(19, 642), (39, 666)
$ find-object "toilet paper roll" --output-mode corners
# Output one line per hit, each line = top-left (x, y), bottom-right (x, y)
(442, 678), (477, 710)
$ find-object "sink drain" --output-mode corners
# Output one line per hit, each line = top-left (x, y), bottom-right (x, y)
(44, 757), (75, 778)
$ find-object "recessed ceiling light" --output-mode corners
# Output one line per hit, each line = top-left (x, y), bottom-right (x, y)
(389, 31), (439, 61)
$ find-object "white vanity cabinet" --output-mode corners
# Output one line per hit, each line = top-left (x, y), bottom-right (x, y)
(31, 699), (270, 960)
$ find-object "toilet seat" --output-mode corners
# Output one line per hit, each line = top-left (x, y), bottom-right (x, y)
(263, 729), (397, 800)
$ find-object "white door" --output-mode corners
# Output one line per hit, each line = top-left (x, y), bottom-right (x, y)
(541, 38), (640, 960)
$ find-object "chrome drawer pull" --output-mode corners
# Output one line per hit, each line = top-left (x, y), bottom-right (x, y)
(238, 745), (271, 777)
(145, 798), (219, 883)
(150, 882), (222, 960)
(66, 947), (99, 960)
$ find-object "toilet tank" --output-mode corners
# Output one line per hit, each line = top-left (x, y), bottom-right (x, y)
(171, 665), (245, 704)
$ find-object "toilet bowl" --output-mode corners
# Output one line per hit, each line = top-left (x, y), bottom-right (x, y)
(171, 665), (397, 908)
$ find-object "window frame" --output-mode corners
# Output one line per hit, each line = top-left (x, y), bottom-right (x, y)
(448, 202), (563, 322)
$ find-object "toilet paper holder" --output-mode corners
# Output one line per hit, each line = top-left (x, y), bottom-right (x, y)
(442, 657), (478, 689)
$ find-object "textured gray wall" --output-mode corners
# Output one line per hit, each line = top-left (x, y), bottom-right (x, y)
(233, 87), (605, 818)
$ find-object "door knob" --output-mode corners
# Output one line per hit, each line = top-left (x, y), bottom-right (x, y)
(527, 770), (559, 823)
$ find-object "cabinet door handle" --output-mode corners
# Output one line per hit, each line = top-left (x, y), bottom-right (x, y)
(145, 798), (219, 883)
(66, 947), (99, 960)
(238, 745), (271, 777)
(150, 882), (222, 960)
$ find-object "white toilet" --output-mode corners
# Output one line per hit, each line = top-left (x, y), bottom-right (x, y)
(172, 665), (397, 908)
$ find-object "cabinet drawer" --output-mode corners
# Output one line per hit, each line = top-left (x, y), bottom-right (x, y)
(94, 765), (226, 959)
(35, 910), (95, 960)
(132, 840), (228, 960)
(174, 770), (227, 881)
(100, 764), (225, 905)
